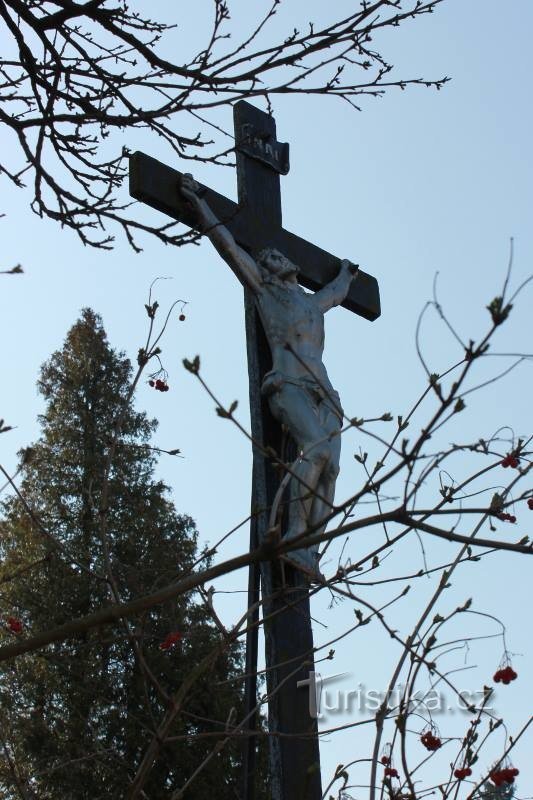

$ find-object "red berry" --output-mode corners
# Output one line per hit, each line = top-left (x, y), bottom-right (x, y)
(159, 631), (182, 650)
(495, 665), (517, 685)
(420, 731), (441, 751)
(497, 512), (516, 523)
(490, 767), (518, 786)
(7, 617), (22, 634)
(454, 767), (472, 780)
(499, 767), (518, 784)
(527, 498), (533, 510)
(380, 756), (389, 765)
(490, 772), (499, 786)
(501, 453), (519, 469)
(179, 313), (186, 321)
(149, 380), (155, 387)
(384, 767), (398, 778)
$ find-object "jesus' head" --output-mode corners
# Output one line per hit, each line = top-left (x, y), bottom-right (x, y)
(257, 248), (299, 282)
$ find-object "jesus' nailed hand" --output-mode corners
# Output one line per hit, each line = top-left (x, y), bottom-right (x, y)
(179, 173), (359, 582)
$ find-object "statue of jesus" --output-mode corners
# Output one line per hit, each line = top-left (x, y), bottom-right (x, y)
(180, 174), (358, 580)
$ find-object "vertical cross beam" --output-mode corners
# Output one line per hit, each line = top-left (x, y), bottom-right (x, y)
(235, 102), (322, 800)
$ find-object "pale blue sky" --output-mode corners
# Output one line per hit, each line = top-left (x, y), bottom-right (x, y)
(1, 0), (532, 793)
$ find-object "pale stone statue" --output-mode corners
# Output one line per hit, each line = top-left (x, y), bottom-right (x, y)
(180, 174), (358, 580)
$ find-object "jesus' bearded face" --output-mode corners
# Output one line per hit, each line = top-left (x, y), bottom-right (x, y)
(257, 248), (299, 281)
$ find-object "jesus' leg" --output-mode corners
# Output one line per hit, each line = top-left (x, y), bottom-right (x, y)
(307, 401), (342, 549)
(268, 384), (331, 577)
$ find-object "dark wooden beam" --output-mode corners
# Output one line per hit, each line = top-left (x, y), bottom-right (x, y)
(234, 99), (322, 800)
(129, 151), (380, 321)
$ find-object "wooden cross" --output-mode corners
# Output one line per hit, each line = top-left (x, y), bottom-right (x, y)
(130, 101), (380, 800)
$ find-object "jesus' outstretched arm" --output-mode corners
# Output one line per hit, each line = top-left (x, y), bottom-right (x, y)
(179, 173), (263, 294)
(313, 259), (359, 313)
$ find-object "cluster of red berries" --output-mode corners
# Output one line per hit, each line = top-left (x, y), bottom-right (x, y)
(454, 767), (472, 780)
(527, 498), (533, 510)
(160, 631), (182, 651)
(380, 756), (399, 779)
(420, 731), (442, 751)
(6, 617), (22, 634)
(501, 453), (520, 469)
(497, 512), (516, 523)
(383, 767), (399, 779)
(490, 767), (519, 786)
(493, 665), (517, 684)
(149, 378), (169, 392)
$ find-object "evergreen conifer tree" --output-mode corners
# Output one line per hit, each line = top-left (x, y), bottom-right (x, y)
(478, 778), (516, 800)
(0, 309), (264, 798)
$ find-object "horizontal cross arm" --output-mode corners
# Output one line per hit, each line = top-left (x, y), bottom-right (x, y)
(270, 228), (380, 321)
(130, 151), (380, 321)
(129, 151), (246, 239)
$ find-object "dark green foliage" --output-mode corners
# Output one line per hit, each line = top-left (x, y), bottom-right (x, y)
(477, 783), (516, 800)
(0, 310), (265, 798)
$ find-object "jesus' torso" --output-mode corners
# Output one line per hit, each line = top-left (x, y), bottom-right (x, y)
(254, 277), (334, 392)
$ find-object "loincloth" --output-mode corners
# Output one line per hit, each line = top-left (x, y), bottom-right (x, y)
(261, 369), (343, 421)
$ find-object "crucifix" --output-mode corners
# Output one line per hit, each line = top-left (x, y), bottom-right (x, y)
(129, 101), (380, 800)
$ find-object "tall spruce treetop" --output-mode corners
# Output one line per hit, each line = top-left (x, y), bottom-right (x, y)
(0, 310), (263, 799)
